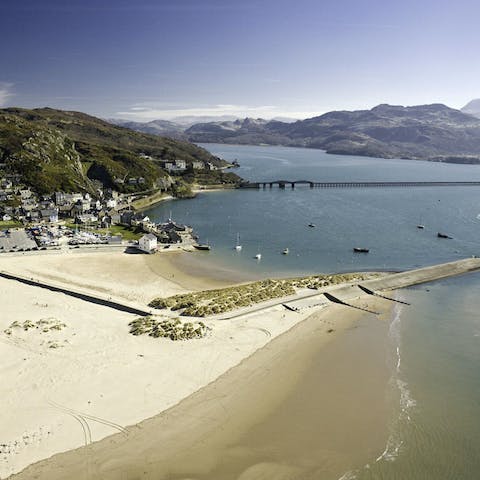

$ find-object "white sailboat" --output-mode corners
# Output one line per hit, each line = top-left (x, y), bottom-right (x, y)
(235, 233), (242, 251)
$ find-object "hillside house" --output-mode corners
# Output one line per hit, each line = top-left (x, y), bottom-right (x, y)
(40, 208), (59, 223)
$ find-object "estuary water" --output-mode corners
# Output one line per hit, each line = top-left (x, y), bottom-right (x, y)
(146, 144), (480, 479)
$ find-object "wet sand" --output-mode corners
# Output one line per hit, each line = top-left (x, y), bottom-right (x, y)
(11, 297), (393, 480)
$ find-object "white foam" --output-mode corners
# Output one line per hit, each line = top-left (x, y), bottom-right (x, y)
(376, 295), (416, 462)
(337, 470), (358, 480)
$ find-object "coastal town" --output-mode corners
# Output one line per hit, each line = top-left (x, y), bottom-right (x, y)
(0, 164), (203, 255)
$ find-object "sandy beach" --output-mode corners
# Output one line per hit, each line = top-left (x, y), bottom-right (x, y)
(2, 251), (479, 479)
(1, 250), (350, 478)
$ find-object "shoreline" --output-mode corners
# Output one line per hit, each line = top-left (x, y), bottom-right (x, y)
(132, 184), (239, 212)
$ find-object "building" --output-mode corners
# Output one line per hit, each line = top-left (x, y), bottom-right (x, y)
(138, 233), (157, 253)
(40, 208), (59, 223)
(192, 161), (205, 170)
(164, 159), (187, 172)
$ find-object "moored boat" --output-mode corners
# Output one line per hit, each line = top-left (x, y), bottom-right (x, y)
(194, 244), (211, 251)
(353, 247), (369, 253)
(235, 233), (242, 251)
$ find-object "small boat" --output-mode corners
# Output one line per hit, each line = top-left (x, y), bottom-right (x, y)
(437, 232), (452, 239)
(194, 244), (211, 251)
(282, 248), (289, 255)
(254, 253), (262, 260)
(235, 233), (242, 251)
(308, 223), (316, 228)
(417, 224), (425, 229)
(353, 247), (369, 253)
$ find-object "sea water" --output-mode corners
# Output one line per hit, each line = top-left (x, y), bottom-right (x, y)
(146, 144), (480, 479)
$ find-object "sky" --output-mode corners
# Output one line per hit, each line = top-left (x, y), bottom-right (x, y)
(1, 0), (480, 121)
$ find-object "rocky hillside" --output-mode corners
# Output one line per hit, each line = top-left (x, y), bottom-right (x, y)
(0, 108), (229, 194)
(185, 104), (480, 164)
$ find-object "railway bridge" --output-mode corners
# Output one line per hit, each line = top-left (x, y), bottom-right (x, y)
(241, 180), (480, 189)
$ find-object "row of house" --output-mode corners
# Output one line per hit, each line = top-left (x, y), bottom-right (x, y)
(162, 159), (218, 172)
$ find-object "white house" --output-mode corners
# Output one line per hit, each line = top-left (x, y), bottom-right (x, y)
(106, 199), (117, 209)
(138, 233), (157, 253)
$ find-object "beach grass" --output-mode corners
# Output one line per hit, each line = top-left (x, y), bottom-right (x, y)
(128, 316), (209, 340)
(149, 273), (374, 317)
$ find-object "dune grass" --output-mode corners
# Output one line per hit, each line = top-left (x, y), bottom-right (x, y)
(149, 273), (375, 317)
(128, 316), (208, 340)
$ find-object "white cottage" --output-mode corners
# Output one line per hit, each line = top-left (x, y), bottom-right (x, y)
(138, 233), (157, 253)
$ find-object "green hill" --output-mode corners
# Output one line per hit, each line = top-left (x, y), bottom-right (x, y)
(0, 107), (231, 194)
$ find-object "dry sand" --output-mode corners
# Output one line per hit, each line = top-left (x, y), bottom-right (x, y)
(0, 250), (245, 306)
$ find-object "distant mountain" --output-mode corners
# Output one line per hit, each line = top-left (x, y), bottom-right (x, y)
(186, 104), (480, 164)
(111, 115), (299, 139)
(461, 99), (480, 118)
(171, 115), (240, 127)
(0, 108), (227, 194)
(186, 117), (294, 145)
(112, 119), (187, 140)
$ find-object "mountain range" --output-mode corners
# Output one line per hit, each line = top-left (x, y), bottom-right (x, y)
(114, 103), (480, 164)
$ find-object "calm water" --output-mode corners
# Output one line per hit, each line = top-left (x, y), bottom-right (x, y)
(146, 144), (480, 479)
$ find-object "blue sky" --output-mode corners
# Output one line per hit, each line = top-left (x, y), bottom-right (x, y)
(1, 0), (479, 120)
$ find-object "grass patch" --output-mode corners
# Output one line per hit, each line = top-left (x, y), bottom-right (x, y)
(128, 316), (209, 340)
(4, 318), (67, 335)
(0, 220), (22, 229)
(148, 273), (376, 317)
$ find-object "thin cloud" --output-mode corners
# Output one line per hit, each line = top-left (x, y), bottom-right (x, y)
(116, 104), (321, 121)
(0, 83), (14, 106)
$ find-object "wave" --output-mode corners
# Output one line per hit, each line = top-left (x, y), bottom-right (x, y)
(376, 295), (416, 463)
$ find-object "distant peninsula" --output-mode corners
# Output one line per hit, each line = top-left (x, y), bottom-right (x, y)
(116, 103), (480, 165)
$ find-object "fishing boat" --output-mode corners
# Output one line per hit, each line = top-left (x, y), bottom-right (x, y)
(353, 247), (369, 253)
(235, 233), (242, 251)
(194, 243), (211, 251)
(282, 248), (289, 255)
